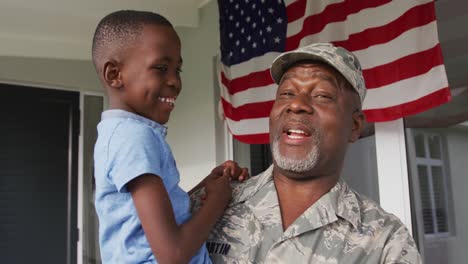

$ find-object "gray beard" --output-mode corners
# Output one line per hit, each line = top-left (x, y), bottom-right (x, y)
(271, 129), (320, 173)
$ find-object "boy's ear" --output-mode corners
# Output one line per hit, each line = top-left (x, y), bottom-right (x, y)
(102, 60), (122, 89)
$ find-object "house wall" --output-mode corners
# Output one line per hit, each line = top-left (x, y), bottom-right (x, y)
(0, 57), (101, 92)
(444, 127), (468, 263)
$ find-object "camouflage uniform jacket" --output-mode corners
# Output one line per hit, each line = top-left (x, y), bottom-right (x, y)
(191, 165), (422, 264)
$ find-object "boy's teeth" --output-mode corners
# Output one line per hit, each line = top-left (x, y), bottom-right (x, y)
(158, 97), (176, 104)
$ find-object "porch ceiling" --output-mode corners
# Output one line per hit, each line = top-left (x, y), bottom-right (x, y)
(0, 0), (212, 60)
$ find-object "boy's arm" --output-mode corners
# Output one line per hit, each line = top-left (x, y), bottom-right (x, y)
(187, 176), (208, 196)
(128, 173), (230, 264)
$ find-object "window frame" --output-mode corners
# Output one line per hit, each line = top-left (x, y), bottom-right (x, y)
(412, 130), (453, 239)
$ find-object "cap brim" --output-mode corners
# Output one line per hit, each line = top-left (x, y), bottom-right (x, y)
(270, 52), (333, 84)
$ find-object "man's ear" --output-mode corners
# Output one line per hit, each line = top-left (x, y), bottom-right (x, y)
(349, 110), (364, 143)
(102, 60), (122, 89)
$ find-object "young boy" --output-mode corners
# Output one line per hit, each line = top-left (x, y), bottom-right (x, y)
(91, 10), (247, 264)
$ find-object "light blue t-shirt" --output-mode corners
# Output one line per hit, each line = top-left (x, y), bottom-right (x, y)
(94, 109), (211, 264)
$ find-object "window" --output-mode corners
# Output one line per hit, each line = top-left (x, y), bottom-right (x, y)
(413, 132), (451, 236)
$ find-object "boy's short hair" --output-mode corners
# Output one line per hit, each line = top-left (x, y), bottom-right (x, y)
(92, 10), (173, 71)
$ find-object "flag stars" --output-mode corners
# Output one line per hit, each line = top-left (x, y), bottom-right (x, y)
(221, 1), (286, 65)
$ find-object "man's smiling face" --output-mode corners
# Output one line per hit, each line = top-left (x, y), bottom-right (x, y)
(269, 61), (360, 179)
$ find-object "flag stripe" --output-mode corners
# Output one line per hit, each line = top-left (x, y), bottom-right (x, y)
(353, 21), (440, 69)
(291, 0), (431, 43)
(220, 82), (277, 108)
(220, 52), (279, 81)
(286, 0), (393, 50)
(363, 44), (443, 89)
(333, 2), (435, 52)
(286, 0), (344, 26)
(233, 133), (270, 145)
(221, 69), (272, 94)
(363, 65), (448, 109)
(364, 88), (452, 122)
(226, 117), (269, 135)
(221, 98), (274, 121)
(286, 0), (307, 23)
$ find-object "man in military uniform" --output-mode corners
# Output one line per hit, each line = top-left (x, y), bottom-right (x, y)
(192, 43), (422, 263)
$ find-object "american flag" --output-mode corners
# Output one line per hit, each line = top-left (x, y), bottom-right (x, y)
(217, 0), (451, 144)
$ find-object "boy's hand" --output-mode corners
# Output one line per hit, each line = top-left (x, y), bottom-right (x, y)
(209, 160), (249, 182)
(204, 168), (232, 207)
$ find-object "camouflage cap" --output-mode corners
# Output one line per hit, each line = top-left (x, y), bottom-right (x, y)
(270, 43), (366, 103)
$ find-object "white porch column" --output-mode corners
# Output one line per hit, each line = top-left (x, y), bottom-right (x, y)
(375, 118), (413, 232)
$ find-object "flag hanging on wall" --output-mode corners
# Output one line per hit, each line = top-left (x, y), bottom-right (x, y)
(217, 0), (451, 144)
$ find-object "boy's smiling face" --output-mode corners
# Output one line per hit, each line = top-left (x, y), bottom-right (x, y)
(117, 24), (182, 124)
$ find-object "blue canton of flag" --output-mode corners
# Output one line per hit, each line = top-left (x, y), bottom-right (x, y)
(219, 0), (287, 66)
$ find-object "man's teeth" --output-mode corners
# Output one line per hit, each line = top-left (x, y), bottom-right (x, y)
(286, 129), (308, 139)
(288, 129), (306, 135)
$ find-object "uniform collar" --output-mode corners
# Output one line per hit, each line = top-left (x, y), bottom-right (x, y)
(330, 180), (361, 230)
(289, 180), (361, 236)
(232, 165), (361, 236)
(101, 109), (168, 137)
